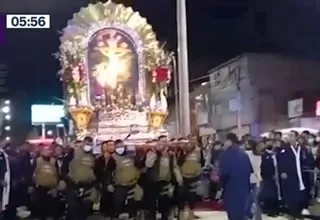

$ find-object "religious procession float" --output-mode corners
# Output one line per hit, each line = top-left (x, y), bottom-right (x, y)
(57, 0), (173, 143)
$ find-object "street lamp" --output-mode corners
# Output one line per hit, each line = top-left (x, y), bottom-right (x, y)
(177, 0), (191, 136)
(47, 130), (53, 136)
(4, 114), (10, 120)
(2, 100), (11, 141)
(2, 106), (10, 114)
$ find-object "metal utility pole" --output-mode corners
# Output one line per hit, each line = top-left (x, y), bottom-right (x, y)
(176, 0), (191, 136)
(171, 55), (180, 136)
(41, 123), (46, 139)
(236, 70), (242, 138)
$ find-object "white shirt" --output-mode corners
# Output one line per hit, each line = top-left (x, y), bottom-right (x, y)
(0, 149), (10, 210)
(290, 145), (305, 191)
(246, 150), (262, 184)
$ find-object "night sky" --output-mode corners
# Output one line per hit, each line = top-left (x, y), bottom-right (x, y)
(1, 0), (320, 123)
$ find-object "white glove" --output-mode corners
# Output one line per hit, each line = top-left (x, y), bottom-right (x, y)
(48, 188), (58, 197)
(27, 187), (34, 194)
(107, 185), (115, 192)
(145, 152), (157, 168)
(16, 210), (31, 219)
(168, 185), (174, 197)
(57, 180), (67, 191)
(280, 173), (287, 179)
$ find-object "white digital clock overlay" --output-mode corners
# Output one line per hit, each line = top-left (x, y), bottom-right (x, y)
(6, 14), (50, 29)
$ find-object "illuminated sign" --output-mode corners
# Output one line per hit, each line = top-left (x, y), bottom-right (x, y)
(31, 105), (64, 124)
(316, 101), (320, 116)
(288, 98), (303, 118)
(28, 138), (54, 144)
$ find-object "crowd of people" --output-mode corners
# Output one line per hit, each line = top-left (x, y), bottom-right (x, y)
(0, 135), (208, 220)
(203, 130), (320, 220)
(0, 130), (319, 220)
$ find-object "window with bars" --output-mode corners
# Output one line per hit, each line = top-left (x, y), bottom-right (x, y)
(212, 72), (221, 86)
(213, 103), (223, 114)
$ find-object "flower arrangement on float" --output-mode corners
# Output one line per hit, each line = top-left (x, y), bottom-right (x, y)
(152, 65), (171, 96)
(57, 40), (93, 135)
(151, 50), (172, 96)
(148, 50), (173, 130)
(58, 40), (87, 106)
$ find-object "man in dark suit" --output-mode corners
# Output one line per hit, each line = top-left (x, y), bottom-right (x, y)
(277, 130), (315, 220)
(0, 142), (12, 219)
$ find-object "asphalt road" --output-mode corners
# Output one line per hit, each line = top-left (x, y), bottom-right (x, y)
(84, 211), (292, 220)
(21, 211), (317, 219)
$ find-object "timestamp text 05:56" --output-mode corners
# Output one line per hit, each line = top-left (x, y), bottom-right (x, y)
(6, 15), (50, 29)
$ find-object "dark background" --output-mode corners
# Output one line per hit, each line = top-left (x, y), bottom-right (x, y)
(0, 0), (320, 138)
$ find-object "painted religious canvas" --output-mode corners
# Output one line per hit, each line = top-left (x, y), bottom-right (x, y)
(87, 28), (139, 111)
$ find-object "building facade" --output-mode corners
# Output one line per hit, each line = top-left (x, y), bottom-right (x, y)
(193, 53), (320, 136)
(0, 64), (10, 138)
(0, 63), (8, 96)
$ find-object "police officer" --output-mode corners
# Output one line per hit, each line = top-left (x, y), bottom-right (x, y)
(144, 135), (182, 220)
(177, 136), (204, 220)
(53, 144), (69, 219)
(32, 145), (60, 220)
(108, 139), (143, 220)
(65, 139), (98, 220)
(15, 143), (34, 214)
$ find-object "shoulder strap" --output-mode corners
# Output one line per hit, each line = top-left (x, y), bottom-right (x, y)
(112, 154), (121, 165)
(169, 154), (174, 170)
(36, 157), (44, 164)
(50, 158), (56, 165)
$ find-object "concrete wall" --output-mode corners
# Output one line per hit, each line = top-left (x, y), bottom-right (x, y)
(169, 53), (320, 137)
(207, 53), (320, 134)
(209, 55), (257, 131)
(248, 54), (320, 133)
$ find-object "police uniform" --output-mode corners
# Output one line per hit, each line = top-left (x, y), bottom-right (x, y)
(111, 153), (140, 220)
(177, 146), (204, 220)
(55, 154), (68, 219)
(66, 149), (97, 220)
(32, 156), (59, 220)
(144, 150), (181, 220)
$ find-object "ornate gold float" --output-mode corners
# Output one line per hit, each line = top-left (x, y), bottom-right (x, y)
(57, 0), (173, 140)
(147, 111), (168, 130)
(68, 106), (94, 134)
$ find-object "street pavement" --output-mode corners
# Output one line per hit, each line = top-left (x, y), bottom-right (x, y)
(85, 211), (289, 219)
(193, 211), (288, 219)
